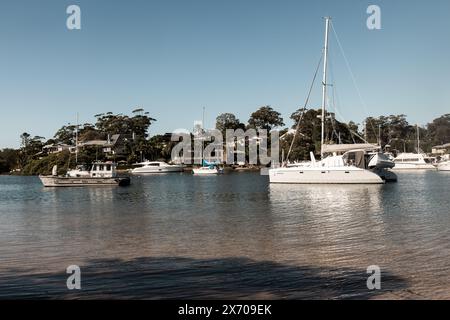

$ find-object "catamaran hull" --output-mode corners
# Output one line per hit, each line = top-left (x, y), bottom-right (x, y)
(437, 162), (450, 171)
(372, 168), (398, 182)
(39, 176), (131, 187)
(269, 167), (384, 184)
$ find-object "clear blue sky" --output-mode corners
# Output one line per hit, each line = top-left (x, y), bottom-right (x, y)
(1, 0), (449, 148)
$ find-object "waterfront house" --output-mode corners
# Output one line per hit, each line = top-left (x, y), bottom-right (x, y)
(42, 143), (76, 154)
(78, 134), (134, 158)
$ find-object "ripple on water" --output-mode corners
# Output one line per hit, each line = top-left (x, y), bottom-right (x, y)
(0, 172), (449, 299)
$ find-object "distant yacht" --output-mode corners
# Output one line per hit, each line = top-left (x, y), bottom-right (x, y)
(192, 166), (222, 175)
(392, 125), (436, 171)
(131, 161), (184, 174)
(392, 153), (436, 170)
(192, 160), (223, 175)
(268, 17), (395, 184)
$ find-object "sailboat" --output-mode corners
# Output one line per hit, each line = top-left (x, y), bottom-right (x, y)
(269, 17), (395, 184)
(192, 107), (224, 175)
(66, 114), (91, 177)
(192, 159), (224, 175)
(392, 125), (436, 170)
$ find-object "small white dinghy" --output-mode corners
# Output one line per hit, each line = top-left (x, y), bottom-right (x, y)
(192, 160), (224, 175)
(39, 162), (130, 187)
(192, 166), (223, 175)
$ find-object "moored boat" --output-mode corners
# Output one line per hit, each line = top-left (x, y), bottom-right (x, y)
(437, 160), (450, 171)
(268, 18), (396, 185)
(39, 162), (130, 187)
(131, 161), (184, 174)
(270, 147), (396, 184)
(392, 153), (436, 170)
(192, 160), (224, 175)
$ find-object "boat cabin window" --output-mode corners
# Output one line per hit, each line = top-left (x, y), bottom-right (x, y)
(148, 163), (160, 166)
(92, 164), (113, 171)
(343, 151), (366, 169)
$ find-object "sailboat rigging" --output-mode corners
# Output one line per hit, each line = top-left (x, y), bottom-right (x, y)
(269, 17), (396, 184)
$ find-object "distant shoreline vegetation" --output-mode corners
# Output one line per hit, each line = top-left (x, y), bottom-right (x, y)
(0, 107), (449, 175)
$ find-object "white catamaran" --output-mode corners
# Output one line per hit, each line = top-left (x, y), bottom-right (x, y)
(269, 17), (396, 184)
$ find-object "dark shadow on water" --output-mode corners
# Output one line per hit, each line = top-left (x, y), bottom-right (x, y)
(0, 256), (408, 299)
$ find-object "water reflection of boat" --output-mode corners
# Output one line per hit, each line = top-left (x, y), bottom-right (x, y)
(39, 162), (130, 187)
(268, 183), (386, 258)
(269, 183), (383, 206)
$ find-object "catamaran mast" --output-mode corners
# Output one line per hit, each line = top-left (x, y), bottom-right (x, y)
(75, 113), (79, 164)
(320, 17), (330, 160)
(417, 124), (420, 153)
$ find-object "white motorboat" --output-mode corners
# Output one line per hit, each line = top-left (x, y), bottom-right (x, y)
(39, 162), (130, 187)
(192, 166), (223, 175)
(192, 158), (224, 175)
(268, 17), (395, 185)
(392, 153), (436, 170)
(392, 124), (436, 170)
(437, 160), (450, 171)
(131, 161), (184, 174)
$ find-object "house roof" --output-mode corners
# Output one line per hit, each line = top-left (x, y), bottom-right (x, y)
(79, 140), (108, 146)
(43, 143), (72, 149)
(79, 134), (132, 147)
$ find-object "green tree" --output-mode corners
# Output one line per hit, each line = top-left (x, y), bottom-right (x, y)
(215, 113), (245, 136)
(17, 133), (45, 169)
(0, 149), (18, 173)
(426, 114), (450, 147)
(94, 111), (156, 138)
(54, 125), (76, 145)
(248, 106), (284, 131)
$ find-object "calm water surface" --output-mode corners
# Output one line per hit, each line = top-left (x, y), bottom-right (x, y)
(0, 171), (449, 299)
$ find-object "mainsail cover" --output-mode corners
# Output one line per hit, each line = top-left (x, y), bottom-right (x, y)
(322, 143), (380, 154)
